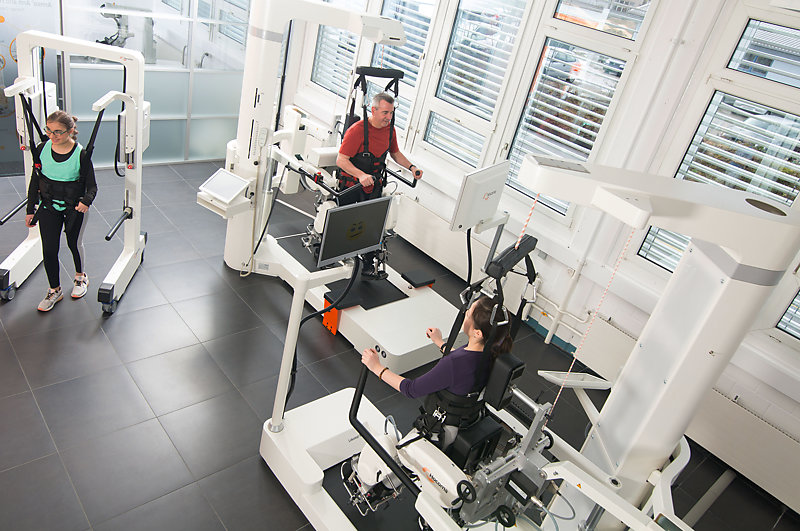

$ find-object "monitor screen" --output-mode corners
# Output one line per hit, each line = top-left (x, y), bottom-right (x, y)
(449, 160), (509, 231)
(317, 196), (392, 268)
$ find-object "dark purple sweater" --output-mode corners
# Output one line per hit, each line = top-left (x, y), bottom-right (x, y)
(399, 346), (490, 399)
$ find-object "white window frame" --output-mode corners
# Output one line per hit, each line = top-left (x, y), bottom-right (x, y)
(489, 0), (651, 225)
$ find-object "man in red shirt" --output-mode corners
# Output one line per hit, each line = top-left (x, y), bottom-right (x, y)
(336, 92), (422, 205)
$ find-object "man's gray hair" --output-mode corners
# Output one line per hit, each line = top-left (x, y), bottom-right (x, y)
(371, 92), (395, 108)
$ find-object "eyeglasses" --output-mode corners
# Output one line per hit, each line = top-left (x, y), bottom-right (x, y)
(45, 127), (69, 136)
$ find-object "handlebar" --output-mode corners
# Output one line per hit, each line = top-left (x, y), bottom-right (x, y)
(385, 167), (418, 189)
(349, 365), (421, 497)
(0, 198), (27, 225)
(105, 207), (132, 241)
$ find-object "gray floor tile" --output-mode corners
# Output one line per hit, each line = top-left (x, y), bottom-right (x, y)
(143, 180), (199, 206)
(0, 336), (28, 398)
(61, 419), (193, 525)
(35, 365), (153, 450)
(12, 319), (121, 389)
(127, 344), (234, 416)
(0, 392), (55, 471)
(0, 454), (88, 531)
(147, 258), (229, 303)
(240, 366), (330, 421)
(137, 230), (200, 268)
(102, 303), (199, 362)
(93, 484), (224, 531)
(203, 325), (286, 388)
(172, 290), (263, 343)
(199, 455), (308, 531)
(304, 349), (397, 404)
(104, 268), (168, 316)
(159, 390), (261, 479)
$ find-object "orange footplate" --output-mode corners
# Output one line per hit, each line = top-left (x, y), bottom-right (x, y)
(322, 300), (341, 335)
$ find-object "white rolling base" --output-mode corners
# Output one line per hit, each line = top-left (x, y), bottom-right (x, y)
(98, 233), (146, 313)
(260, 388), (383, 531)
(0, 229), (42, 299)
(306, 260), (465, 374)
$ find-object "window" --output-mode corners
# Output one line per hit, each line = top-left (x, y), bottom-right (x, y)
(370, 0), (436, 129)
(424, 112), (485, 166)
(436, 0), (526, 121)
(162, 0), (181, 10)
(219, 10), (247, 45)
(729, 20), (800, 90)
(638, 93), (800, 269)
(311, 0), (367, 98)
(778, 289), (800, 340)
(224, 0), (249, 9)
(507, 38), (625, 214)
(554, 0), (650, 40)
(198, 0), (212, 25)
(639, 19), (800, 271)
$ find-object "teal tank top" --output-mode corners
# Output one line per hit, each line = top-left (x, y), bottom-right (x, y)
(40, 140), (82, 211)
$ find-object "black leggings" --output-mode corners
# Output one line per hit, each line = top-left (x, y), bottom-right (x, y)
(37, 206), (86, 289)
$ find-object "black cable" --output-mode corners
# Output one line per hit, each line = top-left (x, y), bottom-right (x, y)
(114, 67), (127, 177)
(283, 258), (361, 409)
(40, 48), (48, 119)
(274, 21), (292, 132)
(466, 227), (473, 287)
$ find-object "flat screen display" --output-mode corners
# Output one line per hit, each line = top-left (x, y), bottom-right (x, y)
(450, 161), (509, 231)
(317, 196), (392, 268)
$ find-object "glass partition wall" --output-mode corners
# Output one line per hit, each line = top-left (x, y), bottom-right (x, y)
(61, 0), (247, 166)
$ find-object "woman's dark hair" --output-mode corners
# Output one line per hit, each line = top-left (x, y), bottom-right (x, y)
(46, 110), (78, 140)
(470, 296), (513, 363)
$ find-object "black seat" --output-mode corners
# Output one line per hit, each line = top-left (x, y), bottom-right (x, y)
(446, 353), (525, 473)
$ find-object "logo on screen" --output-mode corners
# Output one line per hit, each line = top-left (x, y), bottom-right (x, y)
(346, 221), (365, 240)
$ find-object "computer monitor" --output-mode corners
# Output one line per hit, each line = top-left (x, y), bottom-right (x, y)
(449, 160), (509, 231)
(317, 196), (392, 268)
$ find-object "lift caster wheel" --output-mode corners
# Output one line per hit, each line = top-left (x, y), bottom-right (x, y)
(1, 285), (16, 301)
(102, 300), (118, 314)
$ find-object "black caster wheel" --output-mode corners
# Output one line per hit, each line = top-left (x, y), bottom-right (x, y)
(1, 285), (16, 301)
(102, 300), (118, 314)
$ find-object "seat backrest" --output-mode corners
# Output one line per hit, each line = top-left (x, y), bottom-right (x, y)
(483, 352), (525, 410)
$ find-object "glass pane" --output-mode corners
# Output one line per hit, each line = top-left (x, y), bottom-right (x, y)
(777, 289), (800, 340)
(507, 38), (624, 215)
(69, 66), (125, 116)
(311, 0), (367, 98)
(639, 91), (800, 270)
(373, 0), (436, 89)
(162, 0), (182, 10)
(145, 71), (189, 117)
(147, 120), (187, 163)
(637, 227), (690, 272)
(224, 0), (250, 9)
(189, 118), (237, 159)
(75, 119), (119, 168)
(436, 0), (526, 120)
(219, 10), (247, 46)
(554, 0), (650, 40)
(424, 112), (485, 166)
(729, 20), (800, 90)
(62, 8), (188, 67)
(192, 72), (243, 116)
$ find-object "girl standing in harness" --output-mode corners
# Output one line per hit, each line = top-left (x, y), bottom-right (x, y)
(24, 111), (97, 312)
(361, 296), (513, 449)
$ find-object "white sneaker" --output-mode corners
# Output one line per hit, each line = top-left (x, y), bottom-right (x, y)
(72, 274), (88, 299)
(38, 287), (63, 311)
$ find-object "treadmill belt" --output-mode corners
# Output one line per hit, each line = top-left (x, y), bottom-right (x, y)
(326, 276), (407, 311)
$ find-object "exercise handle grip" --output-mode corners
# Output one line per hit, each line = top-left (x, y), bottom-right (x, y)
(0, 198), (27, 226)
(105, 207), (132, 241)
(385, 167), (417, 189)
(354, 66), (404, 79)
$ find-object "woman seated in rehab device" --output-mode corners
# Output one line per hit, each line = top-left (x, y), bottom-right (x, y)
(361, 295), (513, 448)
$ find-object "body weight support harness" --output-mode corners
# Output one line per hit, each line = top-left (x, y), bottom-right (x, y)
(19, 94), (104, 231)
(338, 67), (404, 200)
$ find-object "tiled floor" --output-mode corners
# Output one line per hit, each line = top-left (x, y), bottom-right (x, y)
(0, 162), (798, 530)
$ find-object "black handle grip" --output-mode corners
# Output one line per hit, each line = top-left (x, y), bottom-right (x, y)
(106, 207), (132, 241)
(385, 167), (418, 189)
(0, 198), (27, 226)
(355, 66), (404, 79)
(349, 365), (420, 497)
